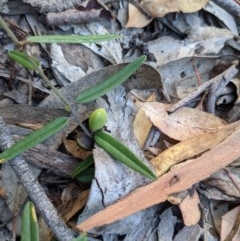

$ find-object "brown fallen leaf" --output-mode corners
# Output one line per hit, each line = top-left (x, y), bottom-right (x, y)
(76, 126), (240, 231)
(179, 189), (201, 226)
(141, 102), (226, 141)
(150, 121), (239, 177)
(63, 139), (92, 159)
(126, 0), (210, 28)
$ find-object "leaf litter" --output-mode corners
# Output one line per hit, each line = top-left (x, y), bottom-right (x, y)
(1, 0), (240, 241)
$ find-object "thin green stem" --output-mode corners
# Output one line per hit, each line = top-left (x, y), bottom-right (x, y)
(35, 66), (71, 112)
(0, 16), (19, 45)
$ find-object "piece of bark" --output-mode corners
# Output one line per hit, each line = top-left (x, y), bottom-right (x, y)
(0, 104), (69, 125)
(23, 144), (79, 177)
(76, 126), (240, 231)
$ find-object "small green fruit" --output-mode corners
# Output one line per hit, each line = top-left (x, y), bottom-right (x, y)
(89, 108), (107, 132)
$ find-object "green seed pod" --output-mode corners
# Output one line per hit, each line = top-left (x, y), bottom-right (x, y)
(89, 108), (107, 132)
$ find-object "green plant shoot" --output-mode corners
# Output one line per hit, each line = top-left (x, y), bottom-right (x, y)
(21, 201), (39, 241)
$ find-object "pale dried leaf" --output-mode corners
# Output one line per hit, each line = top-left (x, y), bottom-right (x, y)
(127, 0), (210, 27)
(140, 102), (226, 141)
(125, 3), (152, 28)
(143, 0), (210, 17)
(179, 190), (201, 226)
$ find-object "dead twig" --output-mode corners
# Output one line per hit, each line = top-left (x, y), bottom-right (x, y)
(0, 117), (75, 241)
(47, 9), (102, 26)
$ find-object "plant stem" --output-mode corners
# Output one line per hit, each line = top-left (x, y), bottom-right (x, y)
(0, 16), (19, 45)
(36, 66), (71, 112)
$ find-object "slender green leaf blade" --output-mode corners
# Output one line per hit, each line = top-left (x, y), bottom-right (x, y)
(21, 201), (39, 241)
(77, 55), (146, 103)
(27, 34), (120, 44)
(0, 117), (69, 163)
(71, 234), (88, 241)
(76, 168), (95, 183)
(8, 50), (39, 70)
(71, 155), (94, 179)
(94, 131), (157, 180)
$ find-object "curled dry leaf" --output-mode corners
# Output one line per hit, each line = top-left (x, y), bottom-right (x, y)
(126, 0), (210, 28)
(140, 102), (226, 141)
(150, 125), (235, 177)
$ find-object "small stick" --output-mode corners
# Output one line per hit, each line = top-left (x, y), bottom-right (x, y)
(192, 59), (202, 86)
(47, 9), (102, 26)
(0, 117), (75, 241)
(168, 64), (238, 113)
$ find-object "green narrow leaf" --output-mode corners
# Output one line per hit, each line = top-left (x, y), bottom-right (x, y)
(71, 155), (94, 179)
(27, 34), (120, 44)
(0, 117), (69, 163)
(76, 168), (95, 183)
(94, 130), (157, 180)
(21, 201), (39, 241)
(77, 55), (146, 103)
(8, 50), (39, 70)
(71, 234), (88, 241)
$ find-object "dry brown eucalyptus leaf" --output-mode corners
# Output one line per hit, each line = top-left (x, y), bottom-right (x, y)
(150, 126), (235, 177)
(140, 102), (226, 141)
